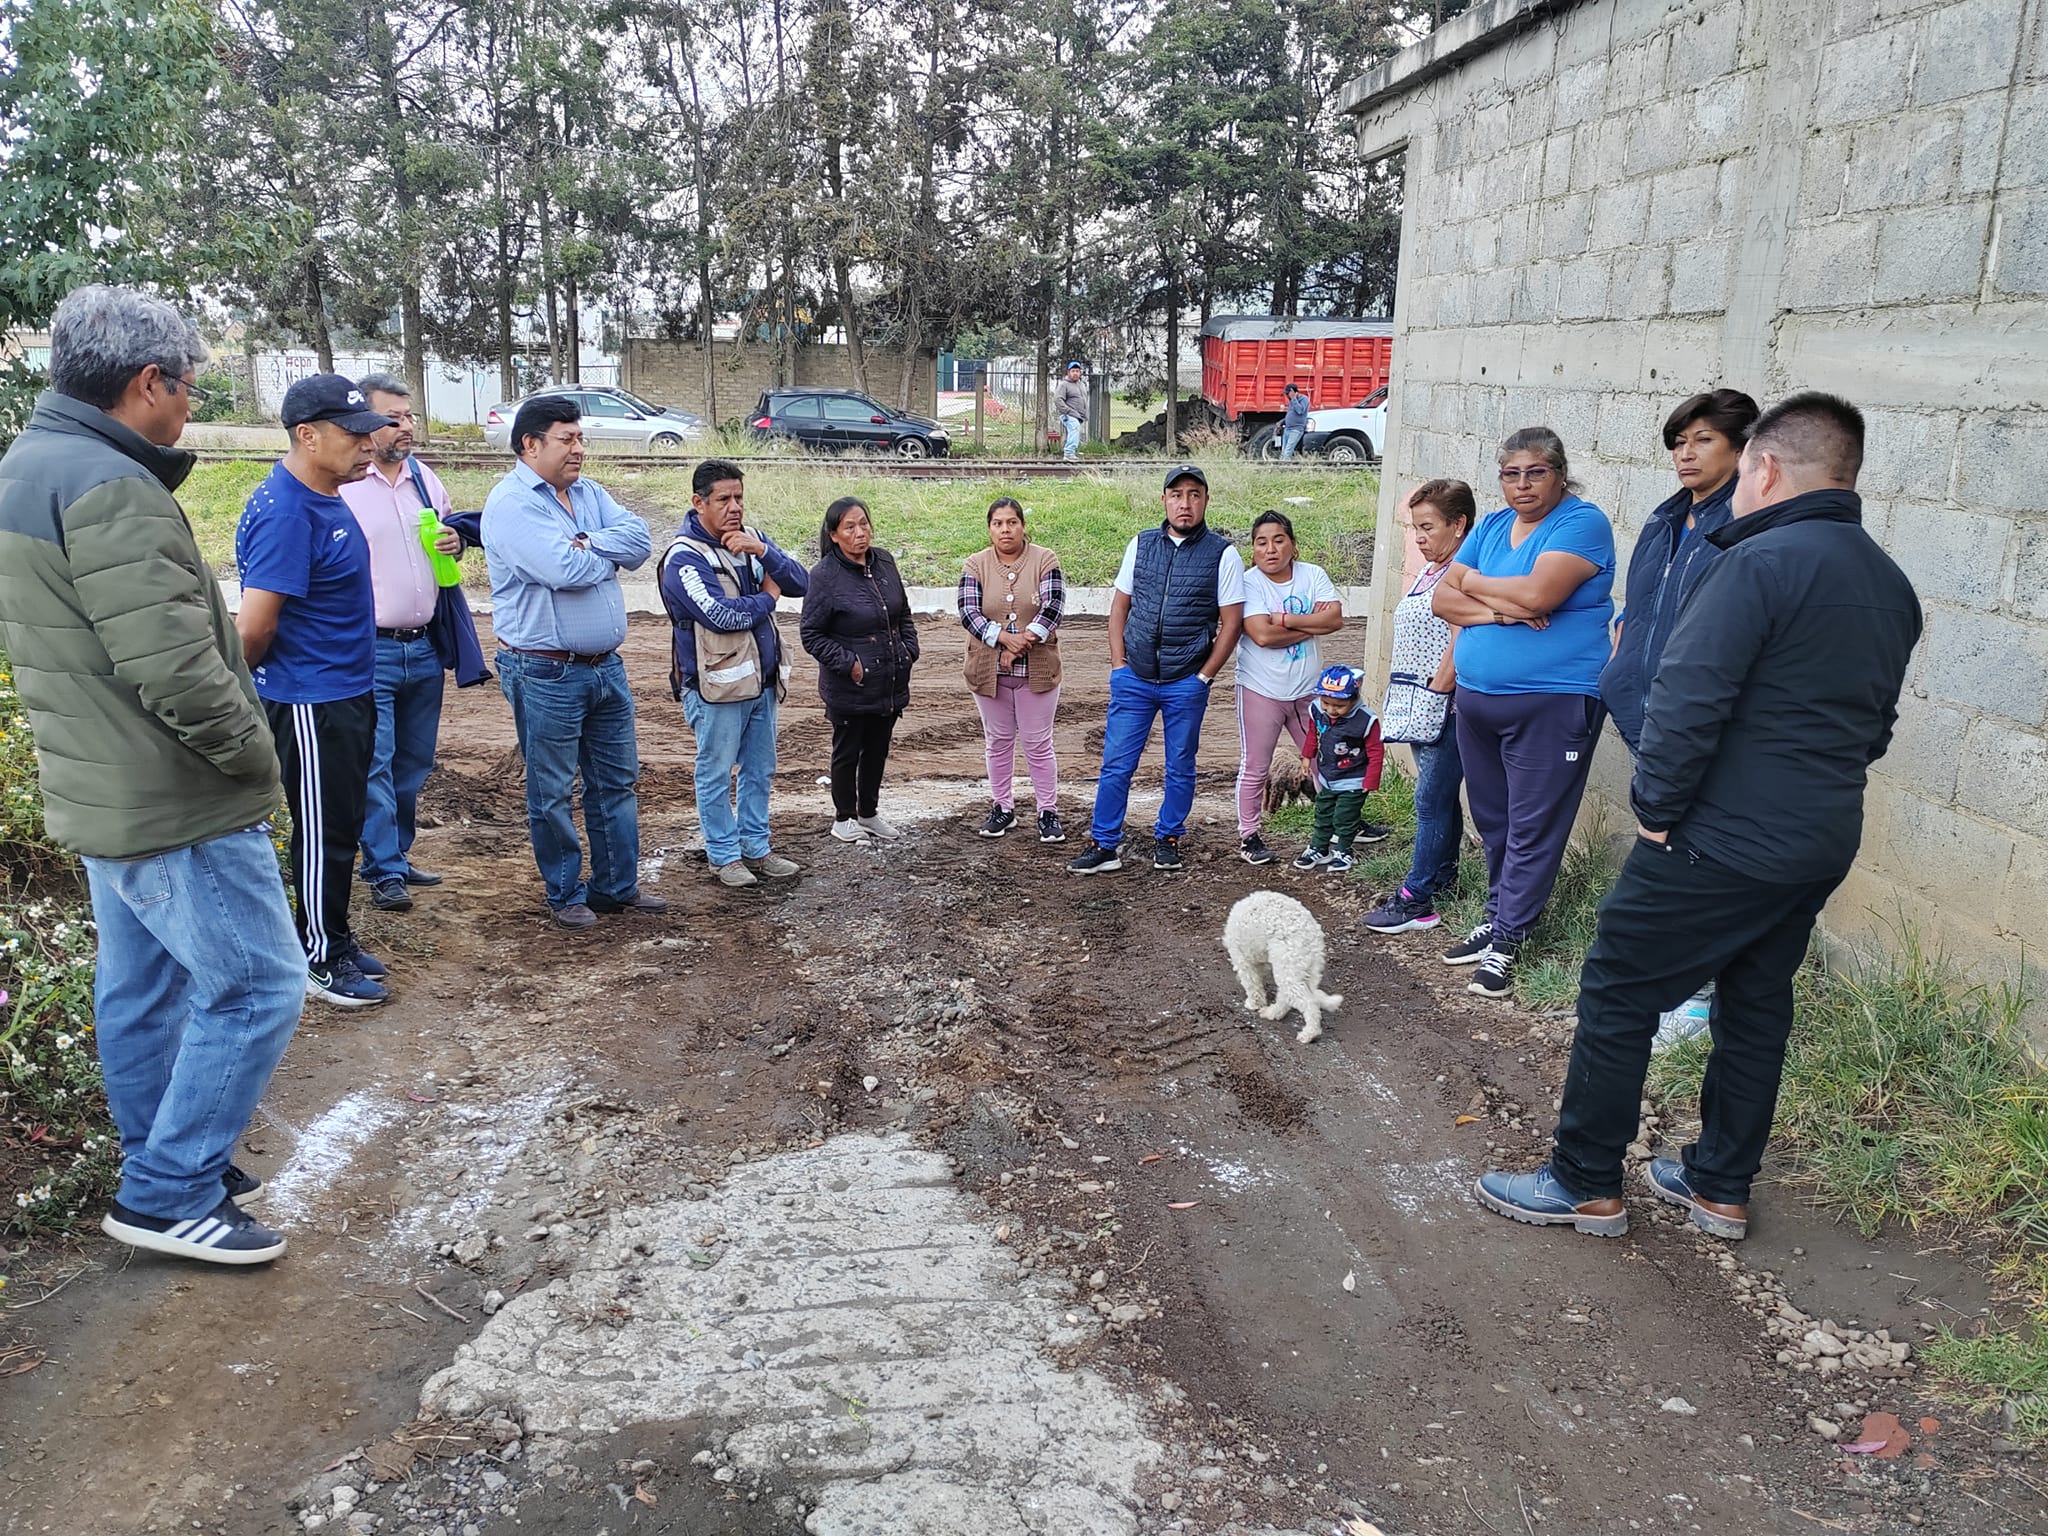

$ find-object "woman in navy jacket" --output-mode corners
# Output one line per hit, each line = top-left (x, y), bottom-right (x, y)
(1599, 390), (1759, 755)
(800, 496), (920, 843)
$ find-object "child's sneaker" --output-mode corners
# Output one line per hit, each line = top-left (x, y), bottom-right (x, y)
(1321, 851), (1354, 874)
(1291, 848), (1327, 872)
(1356, 822), (1393, 844)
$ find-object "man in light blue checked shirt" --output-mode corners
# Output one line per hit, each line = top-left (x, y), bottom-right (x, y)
(482, 394), (666, 930)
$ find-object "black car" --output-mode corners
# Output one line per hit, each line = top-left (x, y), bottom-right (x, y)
(748, 389), (951, 458)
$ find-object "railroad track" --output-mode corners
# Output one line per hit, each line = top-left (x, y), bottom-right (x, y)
(187, 449), (1371, 479)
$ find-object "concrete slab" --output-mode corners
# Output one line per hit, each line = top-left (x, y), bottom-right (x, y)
(420, 1132), (1163, 1534)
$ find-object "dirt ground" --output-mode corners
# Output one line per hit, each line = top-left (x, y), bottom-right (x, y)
(2, 613), (2042, 1536)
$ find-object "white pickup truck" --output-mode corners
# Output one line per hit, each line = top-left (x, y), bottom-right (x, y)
(1250, 385), (1388, 464)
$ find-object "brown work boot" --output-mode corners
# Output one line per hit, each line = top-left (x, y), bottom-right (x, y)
(1646, 1158), (1749, 1239)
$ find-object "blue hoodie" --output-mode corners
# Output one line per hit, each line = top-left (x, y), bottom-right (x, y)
(1599, 475), (1737, 752)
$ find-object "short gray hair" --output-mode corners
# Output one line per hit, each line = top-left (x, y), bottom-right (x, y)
(1497, 425), (1577, 491)
(358, 371), (410, 401)
(49, 285), (208, 410)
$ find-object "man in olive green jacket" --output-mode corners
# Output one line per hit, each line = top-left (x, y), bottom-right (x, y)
(0, 286), (305, 1266)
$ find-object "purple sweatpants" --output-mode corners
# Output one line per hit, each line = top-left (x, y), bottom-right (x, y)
(1454, 686), (1603, 944)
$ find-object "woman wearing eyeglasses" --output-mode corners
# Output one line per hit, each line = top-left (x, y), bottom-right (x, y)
(1430, 427), (1615, 1000)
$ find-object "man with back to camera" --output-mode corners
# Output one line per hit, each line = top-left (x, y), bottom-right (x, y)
(482, 394), (664, 929)
(1068, 463), (1246, 875)
(0, 285), (306, 1264)
(1476, 392), (1922, 1242)
(338, 371), (464, 915)
(658, 457), (810, 888)
(236, 373), (395, 1009)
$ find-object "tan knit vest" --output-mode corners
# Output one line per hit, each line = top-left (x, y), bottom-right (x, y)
(962, 541), (1063, 697)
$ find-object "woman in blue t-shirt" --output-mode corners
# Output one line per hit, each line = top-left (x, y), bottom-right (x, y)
(1431, 427), (1615, 1000)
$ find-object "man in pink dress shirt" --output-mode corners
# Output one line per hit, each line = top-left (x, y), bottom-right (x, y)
(338, 372), (464, 914)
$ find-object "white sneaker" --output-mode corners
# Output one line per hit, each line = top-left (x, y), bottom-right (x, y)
(831, 819), (870, 842)
(857, 814), (903, 840)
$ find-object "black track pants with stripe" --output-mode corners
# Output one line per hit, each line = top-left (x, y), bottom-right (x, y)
(265, 693), (376, 967)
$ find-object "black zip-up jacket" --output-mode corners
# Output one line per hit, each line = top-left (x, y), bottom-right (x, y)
(800, 544), (920, 716)
(1599, 474), (1737, 751)
(1632, 488), (1922, 883)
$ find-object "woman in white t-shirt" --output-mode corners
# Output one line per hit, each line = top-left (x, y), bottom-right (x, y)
(1233, 510), (1344, 864)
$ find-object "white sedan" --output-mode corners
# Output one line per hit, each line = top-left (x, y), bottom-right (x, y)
(482, 386), (707, 450)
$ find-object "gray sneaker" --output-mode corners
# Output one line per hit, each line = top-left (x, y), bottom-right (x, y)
(857, 813), (903, 840)
(746, 853), (801, 879)
(552, 902), (598, 930)
(715, 861), (759, 888)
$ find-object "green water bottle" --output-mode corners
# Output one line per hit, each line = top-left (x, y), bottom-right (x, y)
(418, 508), (463, 587)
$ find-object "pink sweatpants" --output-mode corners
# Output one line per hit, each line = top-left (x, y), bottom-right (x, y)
(1235, 686), (1316, 837)
(975, 674), (1060, 810)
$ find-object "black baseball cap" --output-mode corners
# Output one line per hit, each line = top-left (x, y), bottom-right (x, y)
(282, 374), (395, 433)
(1162, 463), (1208, 491)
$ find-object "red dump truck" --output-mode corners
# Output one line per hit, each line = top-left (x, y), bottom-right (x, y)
(1199, 315), (1395, 457)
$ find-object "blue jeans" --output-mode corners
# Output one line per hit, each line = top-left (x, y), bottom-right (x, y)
(1402, 716), (1466, 904)
(359, 633), (445, 884)
(1280, 426), (1304, 460)
(82, 828), (305, 1220)
(1089, 666), (1210, 847)
(681, 687), (779, 867)
(498, 650), (641, 909)
(1062, 415), (1083, 459)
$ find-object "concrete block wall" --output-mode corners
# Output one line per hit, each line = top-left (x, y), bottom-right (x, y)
(621, 340), (937, 425)
(1347, 0), (2048, 1023)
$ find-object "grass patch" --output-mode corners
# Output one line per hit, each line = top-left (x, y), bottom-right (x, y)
(176, 457), (1377, 587)
(1649, 927), (2048, 1436)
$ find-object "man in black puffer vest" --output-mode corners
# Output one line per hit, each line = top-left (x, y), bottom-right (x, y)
(1070, 464), (1245, 874)
(1477, 392), (1922, 1245)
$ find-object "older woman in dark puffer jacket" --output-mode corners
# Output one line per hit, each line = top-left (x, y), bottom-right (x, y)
(800, 496), (920, 843)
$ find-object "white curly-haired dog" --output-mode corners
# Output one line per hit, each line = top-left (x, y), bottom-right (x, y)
(1223, 890), (1342, 1043)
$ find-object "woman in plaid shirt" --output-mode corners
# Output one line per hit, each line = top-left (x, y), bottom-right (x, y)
(958, 497), (1067, 843)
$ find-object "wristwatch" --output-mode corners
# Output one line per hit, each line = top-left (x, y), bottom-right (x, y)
(1197, 671), (1214, 686)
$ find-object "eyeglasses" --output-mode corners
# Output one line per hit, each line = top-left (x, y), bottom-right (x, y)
(1498, 466), (1555, 485)
(385, 409), (419, 426)
(161, 374), (212, 406)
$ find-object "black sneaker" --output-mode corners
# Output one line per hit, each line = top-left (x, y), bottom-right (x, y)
(1356, 822), (1393, 845)
(402, 865), (444, 886)
(1468, 940), (1518, 1000)
(1038, 810), (1066, 844)
(1441, 923), (1495, 966)
(1153, 836), (1184, 872)
(1291, 847), (1327, 872)
(979, 805), (1017, 838)
(101, 1196), (287, 1265)
(1360, 891), (1441, 934)
(343, 942), (387, 979)
(223, 1163), (263, 1200)
(307, 956), (388, 1008)
(370, 877), (413, 912)
(1239, 833), (1276, 866)
(1067, 841), (1123, 875)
